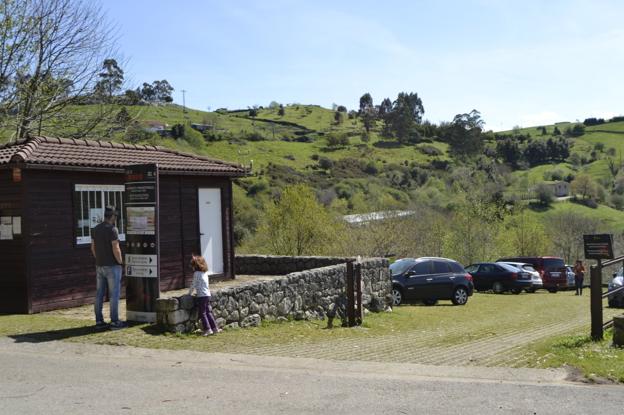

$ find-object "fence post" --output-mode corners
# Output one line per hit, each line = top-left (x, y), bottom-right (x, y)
(346, 260), (355, 327)
(355, 262), (363, 325)
(590, 259), (603, 341)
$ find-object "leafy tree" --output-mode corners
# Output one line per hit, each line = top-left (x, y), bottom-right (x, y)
(114, 106), (131, 127)
(334, 110), (343, 124)
(534, 183), (554, 205)
(140, 82), (156, 102)
(359, 93), (373, 114)
(94, 58), (124, 101)
(546, 211), (600, 263)
(248, 106), (258, 117)
(170, 123), (185, 138)
(122, 89), (141, 105)
(336, 105), (347, 113)
(565, 123), (585, 137)
(553, 126), (562, 136)
(277, 104), (285, 116)
(445, 109), (484, 157)
(505, 211), (551, 256)
(495, 138), (521, 166)
(0, 0), (118, 139)
(261, 184), (338, 255)
(152, 80), (173, 103)
(386, 92), (424, 143)
(540, 126), (547, 135)
(571, 174), (597, 200)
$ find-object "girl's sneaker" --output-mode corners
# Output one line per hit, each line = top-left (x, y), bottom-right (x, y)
(202, 330), (214, 336)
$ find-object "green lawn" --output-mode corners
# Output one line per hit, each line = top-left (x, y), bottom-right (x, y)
(2, 290), (621, 382)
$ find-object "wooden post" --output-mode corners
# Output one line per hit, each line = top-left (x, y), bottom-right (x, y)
(590, 259), (603, 341)
(355, 262), (363, 325)
(346, 261), (355, 327)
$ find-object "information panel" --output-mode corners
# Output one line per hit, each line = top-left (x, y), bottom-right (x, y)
(125, 164), (160, 323)
(583, 234), (614, 260)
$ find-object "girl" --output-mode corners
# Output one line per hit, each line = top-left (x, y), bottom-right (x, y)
(189, 255), (220, 336)
(574, 259), (586, 296)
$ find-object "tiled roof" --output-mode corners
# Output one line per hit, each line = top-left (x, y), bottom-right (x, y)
(0, 136), (248, 176)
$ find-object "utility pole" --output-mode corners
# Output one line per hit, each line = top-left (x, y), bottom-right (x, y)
(181, 89), (187, 114)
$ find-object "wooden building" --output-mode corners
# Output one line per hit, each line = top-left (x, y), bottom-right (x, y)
(0, 136), (247, 313)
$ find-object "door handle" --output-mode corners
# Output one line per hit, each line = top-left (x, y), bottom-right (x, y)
(200, 232), (205, 236)
(426, 278), (433, 281)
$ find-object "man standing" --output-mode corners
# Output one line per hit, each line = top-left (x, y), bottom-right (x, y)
(91, 206), (126, 330)
(574, 260), (586, 296)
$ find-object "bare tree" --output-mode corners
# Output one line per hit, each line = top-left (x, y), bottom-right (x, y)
(0, 0), (118, 140)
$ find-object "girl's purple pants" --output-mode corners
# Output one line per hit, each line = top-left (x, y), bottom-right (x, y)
(196, 296), (218, 332)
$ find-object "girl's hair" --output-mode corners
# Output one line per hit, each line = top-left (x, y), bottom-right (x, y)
(190, 255), (208, 272)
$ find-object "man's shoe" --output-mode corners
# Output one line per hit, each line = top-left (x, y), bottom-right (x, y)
(95, 321), (109, 330)
(110, 321), (127, 330)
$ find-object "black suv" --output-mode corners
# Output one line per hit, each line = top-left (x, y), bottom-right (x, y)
(390, 257), (474, 306)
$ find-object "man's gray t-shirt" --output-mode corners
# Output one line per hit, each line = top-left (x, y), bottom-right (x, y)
(92, 222), (120, 266)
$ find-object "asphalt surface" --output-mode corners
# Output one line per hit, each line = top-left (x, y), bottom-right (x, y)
(1, 337), (623, 414)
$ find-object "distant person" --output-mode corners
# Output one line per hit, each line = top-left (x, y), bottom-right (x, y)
(189, 255), (220, 336)
(91, 206), (126, 330)
(574, 260), (586, 296)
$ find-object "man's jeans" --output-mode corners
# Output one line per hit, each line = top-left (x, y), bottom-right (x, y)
(94, 265), (122, 323)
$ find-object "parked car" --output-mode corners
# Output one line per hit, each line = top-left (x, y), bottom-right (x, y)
(497, 261), (543, 292)
(465, 262), (533, 294)
(565, 265), (576, 289)
(390, 257), (474, 306)
(496, 256), (567, 293)
(608, 268), (624, 308)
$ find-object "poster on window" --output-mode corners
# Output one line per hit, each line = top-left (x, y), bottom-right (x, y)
(124, 164), (160, 323)
(0, 216), (12, 240)
(89, 208), (104, 228)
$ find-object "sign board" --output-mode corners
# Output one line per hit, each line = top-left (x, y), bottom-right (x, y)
(583, 234), (614, 260)
(125, 164), (160, 322)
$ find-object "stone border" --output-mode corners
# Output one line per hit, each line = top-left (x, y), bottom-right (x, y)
(157, 256), (391, 333)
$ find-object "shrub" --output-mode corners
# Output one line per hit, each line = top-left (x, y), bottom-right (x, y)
(247, 180), (269, 196)
(244, 132), (265, 141)
(318, 157), (333, 170)
(534, 183), (554, 206)
(364, 161), (379, 175)
(310, 154), (320, 161)
(418, 144), (443, 156)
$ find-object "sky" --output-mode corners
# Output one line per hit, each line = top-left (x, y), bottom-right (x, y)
(103, 0), (624, 131)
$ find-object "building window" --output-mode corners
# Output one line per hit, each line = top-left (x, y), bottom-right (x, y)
(74, 184), (126, 244)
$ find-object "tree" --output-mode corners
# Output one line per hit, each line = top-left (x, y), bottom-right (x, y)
(546, 211), (600, 263)
(261, 184), (337, 255)
(152, 80), (173, 103)
(0, 0), (117, 139)
(334, 110), (343, 124)
(505, 211), (551, 256)
(277, 104), (285, 116)
(446, 109), (485, 157)
(336, 105), (347, 113)
(553, 126), (562, 136)
(386, 92), (424, 143)
(359, 93), (373, 114)
(534, 183), (554, 206)
(496, 138), (521, 166)
(114, 107), (131, 128)
(94, 58), (124, 101)
(248, 106), (258, 117)
(140, 83), (156, 102)
(571, 174), (597, 200)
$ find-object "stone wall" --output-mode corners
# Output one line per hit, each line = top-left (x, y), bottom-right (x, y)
(157, 257), (391, 333)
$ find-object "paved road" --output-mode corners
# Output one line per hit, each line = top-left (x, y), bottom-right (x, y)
(1, 337), (623, 415)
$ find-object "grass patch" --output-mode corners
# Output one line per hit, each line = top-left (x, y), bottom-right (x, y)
(527, 330), (624, 383)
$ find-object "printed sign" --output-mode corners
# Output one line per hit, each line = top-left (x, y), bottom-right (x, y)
(0, 216), (12, 240)
(125, 164), (160, 322)
(583, 234), (614, 260)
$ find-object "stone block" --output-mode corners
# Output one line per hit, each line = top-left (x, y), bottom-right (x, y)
(226, 322), (240, 330)
(226, 297), (238, 313)
(240, 307), (249, 319)
(249, 301), (260, 314)
(167, 309), (190, 325)
(156, 298), (179, 313)
(241, 314), (261, 328)
(294, 311), (305, 320)
(227, 310), (240, 323)
(276, 316), (288, 323)
(277, 297), (293, 316)
(216, 317), (226, 329)
(179, 295), (195, 310)
(254, 293), (265, 304)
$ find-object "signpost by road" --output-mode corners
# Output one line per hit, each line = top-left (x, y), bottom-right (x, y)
(584, 234), (614, 340)
(125, 164), (160, 323)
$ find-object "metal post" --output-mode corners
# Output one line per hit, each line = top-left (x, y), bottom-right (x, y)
(346, 261), (355, 327)
(355, 262), (363, 325)
(590, 259), (603, 341)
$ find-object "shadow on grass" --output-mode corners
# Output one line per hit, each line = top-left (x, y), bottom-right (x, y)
(9, 322), (149, 343)
(373, 140), (403, 149)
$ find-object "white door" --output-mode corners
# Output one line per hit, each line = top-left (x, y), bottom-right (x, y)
(198, 188), (223, 274)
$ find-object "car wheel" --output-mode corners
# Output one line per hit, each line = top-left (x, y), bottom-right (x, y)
(492, 282), (504, 294)
(423, 299), (438, 306)
(452, 286), (469, 305)
(525, 288), (536, 293)
(511, 288), (522, 295)
(391, 287), (403, 306)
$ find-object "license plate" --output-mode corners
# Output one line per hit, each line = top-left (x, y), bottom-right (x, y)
(551, 272), (560, 277)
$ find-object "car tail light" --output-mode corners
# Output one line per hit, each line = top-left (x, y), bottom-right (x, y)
(511, 272), (518, 280)
(465, 273), (473, 282)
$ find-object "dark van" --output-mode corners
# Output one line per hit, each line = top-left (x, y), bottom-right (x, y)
(496, 256), (567, 292)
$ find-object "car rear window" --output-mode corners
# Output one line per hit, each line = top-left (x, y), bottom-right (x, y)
(433, 261), (451, 274)
(448, 262), (465, 273)
(390, 260), (414, 276)
(522, 265), (536, 272)
(544, 258), (565, 270)
(498, 263), (519, 272)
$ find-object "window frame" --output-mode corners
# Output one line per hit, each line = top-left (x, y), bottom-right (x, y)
(74, 184), (126, 245)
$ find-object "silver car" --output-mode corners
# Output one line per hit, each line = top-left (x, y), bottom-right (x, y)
(565, 266), (576, 289)
(498, 261), (543, 293)
(608, 268), (624, 308)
